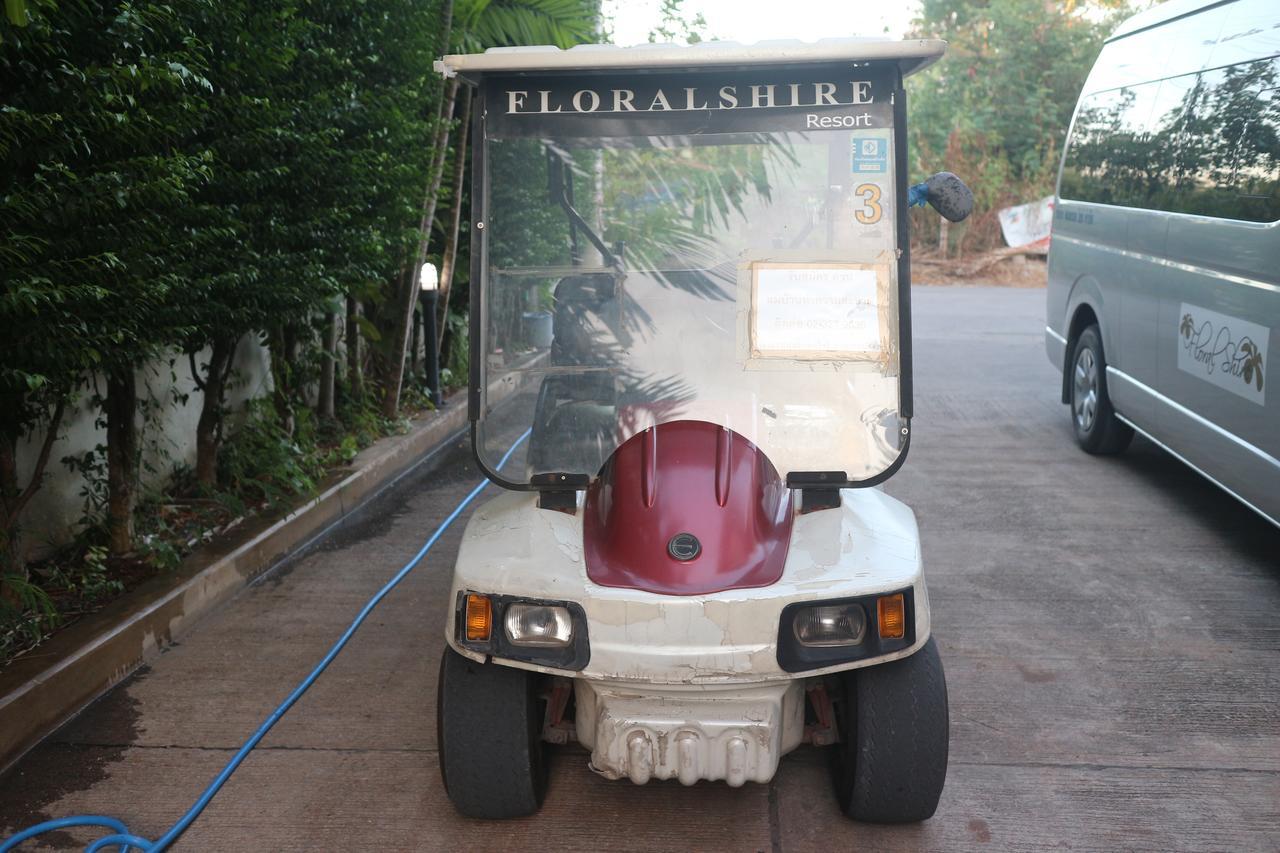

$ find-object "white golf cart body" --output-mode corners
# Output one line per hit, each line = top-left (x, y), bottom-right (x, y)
(437, 39), (945, 793)
(449, 489), (928, 786)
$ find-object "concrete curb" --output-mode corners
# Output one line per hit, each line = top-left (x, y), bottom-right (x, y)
(0, 372), (518, 773)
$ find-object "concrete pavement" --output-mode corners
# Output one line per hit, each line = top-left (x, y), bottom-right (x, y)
(2, 285), (1277, 851)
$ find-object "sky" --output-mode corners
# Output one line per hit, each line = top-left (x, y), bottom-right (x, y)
(601, 0), (921, 47)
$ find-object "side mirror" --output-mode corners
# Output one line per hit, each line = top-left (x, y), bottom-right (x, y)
(925, 172), (974, 223)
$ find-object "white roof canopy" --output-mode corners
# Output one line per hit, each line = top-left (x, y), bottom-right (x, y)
(435, 38), (947, 81)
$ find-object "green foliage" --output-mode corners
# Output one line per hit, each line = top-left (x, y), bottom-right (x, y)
(1, 1), (212, 421)
(1, 547), (127, 662)
(458, 0), (598, 52)
(907, 0), (1134, 251)
(440, 307), (470, 391)
(1, 0), (603, 663)
(61, 443), (109, 533)
(909, 0), (1127, 180)
(217, 400), (325, 509)
(644, 0), (707, 45)
(69, 545), (124, 600)
(323, 434), (362, 467)
(0, 571), (57, 660)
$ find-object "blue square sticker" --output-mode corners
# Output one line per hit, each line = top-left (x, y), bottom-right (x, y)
(851, 135), (888, 174)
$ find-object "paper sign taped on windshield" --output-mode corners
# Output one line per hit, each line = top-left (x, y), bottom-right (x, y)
(750, 262), (892, 360)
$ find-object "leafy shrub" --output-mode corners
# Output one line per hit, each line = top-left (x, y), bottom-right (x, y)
(216, 400), (325, 509)
(0, 573), (58, 662)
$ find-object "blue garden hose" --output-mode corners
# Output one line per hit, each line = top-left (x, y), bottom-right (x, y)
(2, 429), (531, 853)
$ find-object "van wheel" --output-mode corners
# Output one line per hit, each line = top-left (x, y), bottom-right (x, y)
(1070, 325), (1133, 454)
(438, 648), (548, 818)
(831, 638), (949, 823)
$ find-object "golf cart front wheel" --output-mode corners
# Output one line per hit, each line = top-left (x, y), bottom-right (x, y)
(832, 637), (949, 823)
(437, 647), (548, 818)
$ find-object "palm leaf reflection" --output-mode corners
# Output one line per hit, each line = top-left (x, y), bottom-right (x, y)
(497, 133), (802, 477)
(552, 132), (800, 298)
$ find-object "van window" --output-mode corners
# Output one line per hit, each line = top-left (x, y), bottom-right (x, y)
(1059, 84), (1164, 208)
(1173, 59), (1280, 221)
(1060, 57), (1280, 223)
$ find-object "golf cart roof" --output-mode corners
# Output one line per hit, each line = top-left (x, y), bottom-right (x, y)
(435, 37), (947, 81)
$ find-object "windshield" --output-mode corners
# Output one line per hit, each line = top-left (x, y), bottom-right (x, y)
(476, 80), (903, 485)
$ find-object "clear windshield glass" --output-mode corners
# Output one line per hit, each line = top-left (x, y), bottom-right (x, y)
(478, 128), (903, 483)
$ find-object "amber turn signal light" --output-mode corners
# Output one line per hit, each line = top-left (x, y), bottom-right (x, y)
(877, 593), (905, 640)
(465, 594), (492, 641)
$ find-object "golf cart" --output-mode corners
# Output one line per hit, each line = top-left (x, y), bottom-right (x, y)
(433, 38), (972, 822)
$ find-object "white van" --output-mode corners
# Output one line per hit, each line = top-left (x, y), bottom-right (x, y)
(1046, 0), (1279, 527)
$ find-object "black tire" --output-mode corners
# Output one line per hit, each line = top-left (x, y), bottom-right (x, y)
(437, 647), (548, 819)
(1069, 325), (1134, 454)
(831, 637), (949, 823)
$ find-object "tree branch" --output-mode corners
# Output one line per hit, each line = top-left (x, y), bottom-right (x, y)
(188, 349), (208, 393)
(9, 397), (67, 522)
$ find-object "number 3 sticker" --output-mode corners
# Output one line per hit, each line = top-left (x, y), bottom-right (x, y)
(854, 183), (882, 224)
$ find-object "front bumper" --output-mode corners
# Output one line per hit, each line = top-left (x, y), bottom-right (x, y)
(576, 680), (805, 786)
(446, 487), (930, 683)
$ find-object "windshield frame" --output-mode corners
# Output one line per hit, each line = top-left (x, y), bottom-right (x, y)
(466, 62), (915, 492)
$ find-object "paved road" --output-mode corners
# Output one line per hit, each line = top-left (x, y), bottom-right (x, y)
(3, 286), (1278, 851)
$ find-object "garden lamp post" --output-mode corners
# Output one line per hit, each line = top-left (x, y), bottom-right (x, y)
(419, 261), (441, 406)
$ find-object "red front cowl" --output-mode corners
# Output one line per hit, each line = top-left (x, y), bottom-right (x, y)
(583, 420), (794, 595)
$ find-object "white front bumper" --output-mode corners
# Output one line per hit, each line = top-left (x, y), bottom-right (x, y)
(576, 680), (805, 786)
(447, 487), (930, 684)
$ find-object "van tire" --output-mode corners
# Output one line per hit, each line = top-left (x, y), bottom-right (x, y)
(438, 648), (548, 818)
(832, 637), (949, 823)
(1070, 325), (1133, 454)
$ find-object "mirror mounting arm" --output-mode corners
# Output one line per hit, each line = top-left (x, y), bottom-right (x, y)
(547, 155), (620, 269)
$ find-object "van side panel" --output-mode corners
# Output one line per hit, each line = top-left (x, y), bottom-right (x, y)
(1149, 214), (1278, 522)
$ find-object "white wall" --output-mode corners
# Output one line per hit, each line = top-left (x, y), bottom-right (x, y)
(14, 337), (272, 559)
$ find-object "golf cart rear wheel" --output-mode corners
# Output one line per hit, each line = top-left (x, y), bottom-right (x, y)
(832, 637), (949, 823)
(438, 647), (548, 818)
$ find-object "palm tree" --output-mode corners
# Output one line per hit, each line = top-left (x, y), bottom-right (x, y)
(431, 0), (599, 353)
(384, 0), (599, 417)
(1180, 313), (1194, 340)
(459, 0), (597, 53)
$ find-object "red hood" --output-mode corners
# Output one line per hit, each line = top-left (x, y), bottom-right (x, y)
(583, 420), (794, 595)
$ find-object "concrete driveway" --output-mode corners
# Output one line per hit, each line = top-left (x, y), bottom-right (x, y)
(2, 285), (1277, 851)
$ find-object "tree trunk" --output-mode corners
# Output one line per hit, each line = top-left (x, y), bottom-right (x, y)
(345, 296), (364, 404)
(436, 88), (472, 354)
(106, 369), (139, 556)
(318, 311), (337, 421)
(938, 216), (950, 259)
(270, 326), (300, 436)
(193, 336), (238, 489)
(380, 0), (456, 418)
(0, 395), (67, 576)
(0, 432), (18, 574)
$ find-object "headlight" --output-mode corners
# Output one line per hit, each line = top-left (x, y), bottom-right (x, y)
(793, 603), (866, 647)
(777, 589), (915, 672)
(504, 603), (573, 647)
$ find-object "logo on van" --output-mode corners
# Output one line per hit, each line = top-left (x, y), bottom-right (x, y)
(1177, 303), (1268, 405)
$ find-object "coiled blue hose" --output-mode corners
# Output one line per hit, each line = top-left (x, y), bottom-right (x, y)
(2, 429), (530, 853)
